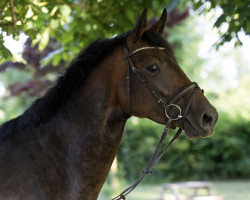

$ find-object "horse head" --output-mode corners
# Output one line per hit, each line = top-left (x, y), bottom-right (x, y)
(119, 8), (218, 139)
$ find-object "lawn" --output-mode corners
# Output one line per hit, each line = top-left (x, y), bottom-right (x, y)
(99, 180), (250, 200)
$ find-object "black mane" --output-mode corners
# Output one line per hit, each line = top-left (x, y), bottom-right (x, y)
(0, 31), (174, 142)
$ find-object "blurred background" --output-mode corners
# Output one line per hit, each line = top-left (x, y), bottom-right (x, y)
(0, 0), (250, 199)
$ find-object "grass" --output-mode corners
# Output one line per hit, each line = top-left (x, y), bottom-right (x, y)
(99, 180), (250, 200)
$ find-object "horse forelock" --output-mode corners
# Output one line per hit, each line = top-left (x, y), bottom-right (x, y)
(142, 31), (176, 60)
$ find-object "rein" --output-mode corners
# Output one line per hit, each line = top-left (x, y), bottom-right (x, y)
(112, 40), (201, 200)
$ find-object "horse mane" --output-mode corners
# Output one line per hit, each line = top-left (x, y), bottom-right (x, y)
(0, 34), (126, 142)
(0, 31), (174, 142)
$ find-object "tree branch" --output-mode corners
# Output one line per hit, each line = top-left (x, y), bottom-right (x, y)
(9, 0), (16, 29)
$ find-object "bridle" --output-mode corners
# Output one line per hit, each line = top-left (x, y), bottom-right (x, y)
(122, 39), (201, 125)
(112, 39), (202, 200)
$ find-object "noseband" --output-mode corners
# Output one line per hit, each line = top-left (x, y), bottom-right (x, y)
(112, 39), (201, 200)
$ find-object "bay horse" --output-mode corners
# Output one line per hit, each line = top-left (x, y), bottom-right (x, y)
(0, 8), (218, 200)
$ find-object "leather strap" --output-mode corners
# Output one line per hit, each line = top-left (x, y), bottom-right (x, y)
(112, 119), (182, 200)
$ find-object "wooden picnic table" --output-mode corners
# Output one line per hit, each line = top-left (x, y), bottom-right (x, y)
(160, 181), (223, 200)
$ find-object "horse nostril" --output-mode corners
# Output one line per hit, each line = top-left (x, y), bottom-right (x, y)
(202, 112), (213, 128)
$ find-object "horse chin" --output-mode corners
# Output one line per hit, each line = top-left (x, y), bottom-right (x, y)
(183, 119), (215, 140)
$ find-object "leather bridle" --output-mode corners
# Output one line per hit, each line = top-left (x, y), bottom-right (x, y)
(112, 39), (202, 200)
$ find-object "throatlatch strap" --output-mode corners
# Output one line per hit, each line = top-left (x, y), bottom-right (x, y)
(125, 60), (131, 113)
(123, 40), (132, 113)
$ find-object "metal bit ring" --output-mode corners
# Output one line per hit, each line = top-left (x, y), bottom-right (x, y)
(165, 104), (183, 121)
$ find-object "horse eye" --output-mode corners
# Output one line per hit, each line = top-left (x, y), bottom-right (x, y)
(147, 65), (160, 73)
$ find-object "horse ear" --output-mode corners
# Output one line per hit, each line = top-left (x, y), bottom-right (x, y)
(149, 8), (167, 35)
(129, 7), (148, 42)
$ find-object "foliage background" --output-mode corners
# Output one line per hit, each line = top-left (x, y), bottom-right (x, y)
(0, 0), (250, 195)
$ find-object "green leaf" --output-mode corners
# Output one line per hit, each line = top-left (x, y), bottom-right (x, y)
(59, 5), (71, 16)
(214, 13), (226, 28)
(0, 43), (12, 63)
(25, 6), (34, 18)
(193, 1), (203, 10)
(246, 20), (250, 33)
(52, 53), (61, 66)
(38, 27), (50, 51)
(50, 19), (59, 29)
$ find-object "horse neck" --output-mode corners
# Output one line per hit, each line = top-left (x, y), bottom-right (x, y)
(37, 45), (128, 199)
